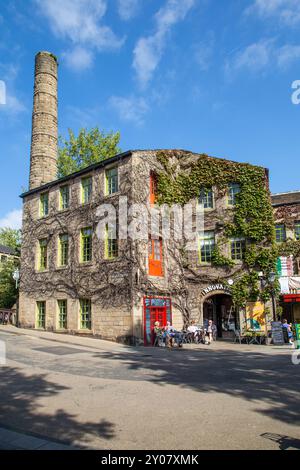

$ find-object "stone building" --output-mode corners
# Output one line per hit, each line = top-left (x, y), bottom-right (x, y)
(272, 190), (300, 323)
(0, 245), (19, 265)
(19, 51), (274, 344)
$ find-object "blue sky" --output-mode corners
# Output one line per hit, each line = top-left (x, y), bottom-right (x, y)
(0, 0), (300, 229)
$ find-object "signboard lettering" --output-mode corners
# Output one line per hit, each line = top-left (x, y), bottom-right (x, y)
(271, 321), (284, 345)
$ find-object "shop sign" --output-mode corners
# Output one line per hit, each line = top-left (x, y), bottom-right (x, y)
(202, 284), (231, 296)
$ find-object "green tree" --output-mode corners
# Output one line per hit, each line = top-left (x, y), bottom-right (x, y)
(0, 259), (18, 308)
(0, 228), (21, 308)
(0, 228), (21, 254)
(58, 127), (121, 177)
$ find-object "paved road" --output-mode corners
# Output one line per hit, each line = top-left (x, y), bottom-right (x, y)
(0, 326), (299, 450)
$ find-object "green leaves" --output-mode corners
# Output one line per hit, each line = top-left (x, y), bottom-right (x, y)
(0, 228), (21, 254)
(0, 259), (19, 308)
(156, 151), (277, 307)
(58, 127), (121, 178)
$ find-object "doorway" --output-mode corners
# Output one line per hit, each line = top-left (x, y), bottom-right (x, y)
(203, 294), (238, 338)
(143, 297), (172, 345)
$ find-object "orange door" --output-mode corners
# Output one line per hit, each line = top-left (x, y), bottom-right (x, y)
(150, 172), (157, 205)
(149, 238), (163, 277)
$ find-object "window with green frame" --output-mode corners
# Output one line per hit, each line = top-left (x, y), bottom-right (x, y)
(199, 188), (214, 209)
(198, 231), (215, 263)
(227, 183), (240, 206)
(59, 185), (69, 210)
(38, 239), (48, 271)
(81, 177), (92, 204)
(230, 238), (246, 261)
(59, 234), (69, 266)
(275, 224), (286, 243)
(106, 167), (118, 195)
(81, 227), (92, 262)
(80, 299), (91, 329)
(40, 192), (49, 217)
(36, 301), (46, 329)
(58, 299), (67, 329)
(105, 224), (118, 259)
(295, 222), (300, 241)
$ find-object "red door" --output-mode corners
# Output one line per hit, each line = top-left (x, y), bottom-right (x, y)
(143, 297), (172, 345)
(148, 238), (163, 277)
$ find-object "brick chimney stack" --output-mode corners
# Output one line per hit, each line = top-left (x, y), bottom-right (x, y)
(29, 51), (58, 189)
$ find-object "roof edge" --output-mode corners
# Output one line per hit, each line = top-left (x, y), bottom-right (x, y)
(20, 150), (133, 199)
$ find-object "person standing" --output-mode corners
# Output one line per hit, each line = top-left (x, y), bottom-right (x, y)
(282, 319), (294, 345)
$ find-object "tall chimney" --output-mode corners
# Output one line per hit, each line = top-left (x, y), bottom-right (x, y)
(29, 51), (58, 189)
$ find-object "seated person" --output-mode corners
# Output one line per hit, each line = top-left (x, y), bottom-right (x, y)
(153, 321), (164, 346)
(163, 321), (183, 348)
(187, 320), (200, 342)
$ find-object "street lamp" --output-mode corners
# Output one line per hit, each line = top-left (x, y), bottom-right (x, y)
(12, 268), (20, 289)
(268, 271), (277, 322)
(12, 268), (20, 328)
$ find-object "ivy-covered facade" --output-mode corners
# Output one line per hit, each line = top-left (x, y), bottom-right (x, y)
(272, 190), (300, 323)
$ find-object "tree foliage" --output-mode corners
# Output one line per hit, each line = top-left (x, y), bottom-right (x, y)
(58, 127), (121, 178)
(0, 228), (21, 254)
(0, 259), (18, 308)
(0, 228), (21, 308)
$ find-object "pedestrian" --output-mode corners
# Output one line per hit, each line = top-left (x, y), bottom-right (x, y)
(282, 319), (293, 344)
(207, 320), (217, 344)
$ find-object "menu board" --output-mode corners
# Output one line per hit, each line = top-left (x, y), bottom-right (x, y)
(271, 322), (284, 345)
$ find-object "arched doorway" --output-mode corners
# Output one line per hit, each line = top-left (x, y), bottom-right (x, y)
(203, 293), (238, 339)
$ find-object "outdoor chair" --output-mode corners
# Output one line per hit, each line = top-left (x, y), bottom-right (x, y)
(154, 334), (165, 347)
(234, 330), (247, 344)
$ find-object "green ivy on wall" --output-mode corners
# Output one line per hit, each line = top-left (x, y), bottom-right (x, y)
(156, 151), (278, 307)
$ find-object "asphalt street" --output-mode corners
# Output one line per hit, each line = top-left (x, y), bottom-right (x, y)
(0, 326), (299, 450)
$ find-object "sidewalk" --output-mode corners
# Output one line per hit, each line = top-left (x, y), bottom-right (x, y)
(0, 325), (134, 353)
(0, 324), (294, 355)
(0, 425), (76, 450)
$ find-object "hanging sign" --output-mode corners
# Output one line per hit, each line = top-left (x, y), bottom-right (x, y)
(202, 284), (231, 296)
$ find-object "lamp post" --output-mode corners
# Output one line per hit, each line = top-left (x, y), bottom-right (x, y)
(12, 268), (20, 327)
(12, 268), (20, 289)
(268, 271), (277, 322)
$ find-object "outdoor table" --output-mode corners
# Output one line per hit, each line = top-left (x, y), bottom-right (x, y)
(246, 331), (266, 345)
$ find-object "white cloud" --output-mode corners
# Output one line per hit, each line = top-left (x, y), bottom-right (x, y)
(133, 0), (195, 86)
(277, 44), (300, 68)
(226, 39), (300, 75)
(109, 95), (149, 125)
(117, 0), (139, 21)
(247, 0), (300, 25)
(0, 209), (22, 230)
(4, 93), (26, 114)
(228, 39), (274, 72)
(34, 0), (124, 70)
(62, 46), (93, 71)
(0, 64), (26, 114)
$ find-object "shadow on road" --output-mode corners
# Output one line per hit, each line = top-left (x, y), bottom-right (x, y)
(92, 347), (300, 426)
(261, 433), (300, 450)
(0, 367), (115, 446)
